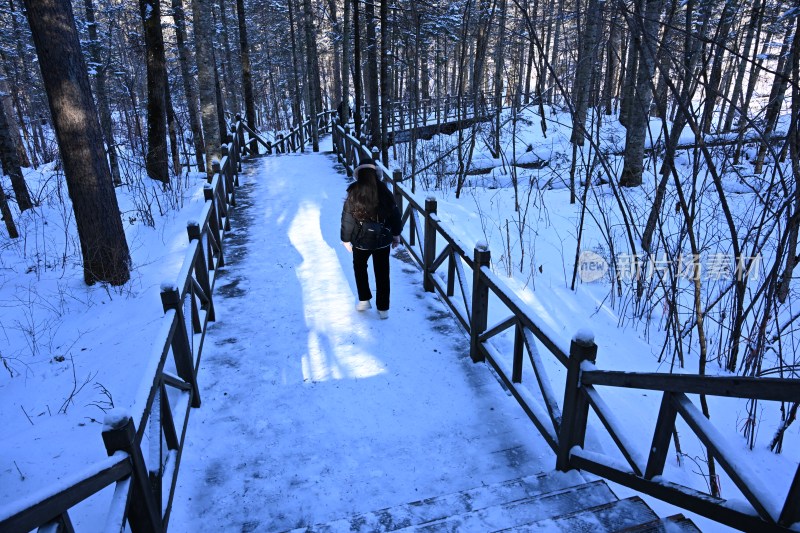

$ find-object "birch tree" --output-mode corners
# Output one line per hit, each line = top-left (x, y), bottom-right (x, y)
(193, 0), (222, 176)
(619, 0), (664, 187)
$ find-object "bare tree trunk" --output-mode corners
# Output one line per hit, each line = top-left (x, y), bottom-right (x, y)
(641, 0), (711, 252)
(7, 0), (40, 166)
(619, 0), (663, 187)
(171, 0), (205, 172)
(379, 0), (391, 164)
(165, 83), (182, 177)
(302, 0), (320, 151)
(365, 0), (380, 146)
(24, 0), (130, 285)
(546, 0), (564, 103)
(603, 2), (621, 115)
(0, 60), (30, 169)
(328, 0), (343, 111)
(723, 0), (762, 132)
(421, 39), (431, 102)
(236, 0), (257, 153)
(0, 184), (18, 238)
(140, 0), (169, 183)
(524, 33), (535, 105)
(471, 0), (492, 111)
(775, 13), (800, 304)
(738, 28), (772, 137)
(353, 0), (363, 136)
(492, 0), (507, 158)
(454, 0), (474, 199)
(571, 0), (601, 147)
(699, 0), (740, 134)
(618, 32), (638, 128)
(83, 0), (121, 185)
(288, 0), (304, 148)
(213, 53), (228, 143)
(263, 44), (283, 130)
(341, 0), (351, 124)
(193, 0), (222, 176)
(651, 0), (678, 119)
(753, 22), (795, 174)
(0, 95), (32, 210)
(217, 0), (240, 114)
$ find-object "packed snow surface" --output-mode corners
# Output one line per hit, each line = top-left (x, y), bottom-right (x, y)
(168, 145), (557, 531)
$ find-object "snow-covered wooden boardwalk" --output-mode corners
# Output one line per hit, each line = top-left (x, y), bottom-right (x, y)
(168, 139), (555, 531)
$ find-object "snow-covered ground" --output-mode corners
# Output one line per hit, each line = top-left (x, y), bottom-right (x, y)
(0, 119), (797, 531)
(168, 149), (559, 530)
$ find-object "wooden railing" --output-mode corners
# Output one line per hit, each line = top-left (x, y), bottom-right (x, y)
(331, 124), (800, 532)
(0, 122), (244, 533)
(235, 110), (336, 156)
(352, 92), (503, 142)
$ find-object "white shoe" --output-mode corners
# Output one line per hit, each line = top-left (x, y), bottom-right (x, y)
(378, 310), (389, 319)
(356, 300), (372, 311)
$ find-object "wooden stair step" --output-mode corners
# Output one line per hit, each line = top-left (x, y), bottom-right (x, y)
(285, 470), (589, 533)
(392, 480), (617, 532)
(616, 513), (702, 533)
(500, 496), (658, 532)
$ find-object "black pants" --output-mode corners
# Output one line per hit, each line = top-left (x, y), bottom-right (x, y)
(353, 246), (391, 311)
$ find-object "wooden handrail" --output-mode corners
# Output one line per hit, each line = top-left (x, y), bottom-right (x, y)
(0, 453), (131, 532)
(581, 370), (799, 401)
(0, 121), (246, 533)
(331, 121), (800, 532)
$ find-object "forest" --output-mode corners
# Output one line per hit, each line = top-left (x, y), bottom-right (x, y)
(0, 0), (798, 511)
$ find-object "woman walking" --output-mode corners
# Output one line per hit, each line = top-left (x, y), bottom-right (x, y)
(341, 158), (403, 319)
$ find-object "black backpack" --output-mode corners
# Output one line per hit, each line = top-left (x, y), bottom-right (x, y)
(355, 219), (393, 249)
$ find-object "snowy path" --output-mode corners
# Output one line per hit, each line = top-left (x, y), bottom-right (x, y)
(169, 139), (555, 532)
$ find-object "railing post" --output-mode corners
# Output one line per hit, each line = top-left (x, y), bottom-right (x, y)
(392, 169), (403, 213)
(235, 114), (244, 154)
(371, 147), (380, 175)
(266, 140), (273, 155)
(211, 160), (230, 230)
(447, 253), (456, 297)
(187, 222), (216, 322)
(220, 145), (229, 187)
(344, 127), (353, 176)
(556, 332), (597, 472)
(423, 197), (437, 293)
(222, 146), (236, 207)
(332, 121), (339, 156)
(102, 414), (161, 533)
(409, 209), (416, 247)
(40, 513), (74, 532)
(644, 392), (678, 479)
(512, 321), (524, 382)
(160, 286), (202, 408)
(469, 243), (490, 363)
(203, 184), (221, 246)
(780, 463), (800, 526)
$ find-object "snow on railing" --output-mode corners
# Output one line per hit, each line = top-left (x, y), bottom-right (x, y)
(0, 120), (247, 533)
(331, 123), (800, 533)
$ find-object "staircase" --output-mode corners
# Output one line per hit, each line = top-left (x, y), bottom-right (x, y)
(285, 471), (700, 532)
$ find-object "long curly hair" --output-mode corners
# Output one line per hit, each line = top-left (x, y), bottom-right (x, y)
(345, 164), (380, 221)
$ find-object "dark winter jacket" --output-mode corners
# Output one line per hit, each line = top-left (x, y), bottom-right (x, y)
(340, 180), (403, 250)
